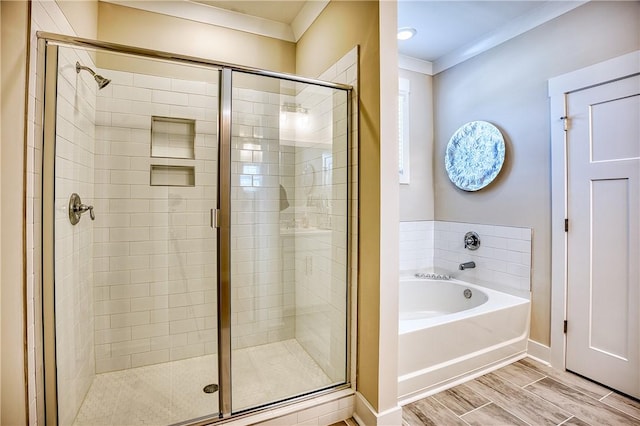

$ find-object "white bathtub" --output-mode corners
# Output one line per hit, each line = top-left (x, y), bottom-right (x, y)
(398, 278), (530, 404)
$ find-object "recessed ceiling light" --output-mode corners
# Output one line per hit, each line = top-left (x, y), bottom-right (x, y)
(397, 27), (417, 41)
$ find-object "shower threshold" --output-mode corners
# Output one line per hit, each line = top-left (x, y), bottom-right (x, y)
(73, 339), (333, 425)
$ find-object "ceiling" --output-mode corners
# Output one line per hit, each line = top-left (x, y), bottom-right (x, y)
(398, 1), (547, 62)
(397, 0), (587, 74)
(106, 0), (587, 74)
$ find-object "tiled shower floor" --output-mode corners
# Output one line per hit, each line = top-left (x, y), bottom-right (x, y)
(73, 339), (333, 425)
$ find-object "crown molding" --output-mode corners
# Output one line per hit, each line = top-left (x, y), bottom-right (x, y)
(101, 0), (328, 43)
(399, 54), (433, 75)
(291, 0), (329, 41)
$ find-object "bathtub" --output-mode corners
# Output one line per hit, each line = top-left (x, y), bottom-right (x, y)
(398, 278), (530, 404)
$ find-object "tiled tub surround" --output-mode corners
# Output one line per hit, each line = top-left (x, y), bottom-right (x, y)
(400, 220), (532, 298)
(399, 221), (434, 273)
(398, 220), (532, 404)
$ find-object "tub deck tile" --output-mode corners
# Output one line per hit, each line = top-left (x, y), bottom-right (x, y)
(432, 383), (490, 416)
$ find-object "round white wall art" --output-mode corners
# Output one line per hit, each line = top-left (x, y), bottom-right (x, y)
(445, 120), (506, 191)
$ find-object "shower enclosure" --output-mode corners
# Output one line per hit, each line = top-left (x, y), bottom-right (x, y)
(39, 33), (351, 425)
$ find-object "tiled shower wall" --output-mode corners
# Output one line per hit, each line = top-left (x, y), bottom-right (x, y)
(27, 3), (87, 422)
(293, 48), (356, 382)
(53, 46), (97, 426)
(230, 84), (295, 349)
(400, 220), (532, 298)
(93, 68), (219, 372)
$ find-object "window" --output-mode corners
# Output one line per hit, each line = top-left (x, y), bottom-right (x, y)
(399, 77), (410, 184)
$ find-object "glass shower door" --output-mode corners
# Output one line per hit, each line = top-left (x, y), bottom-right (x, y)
(43, 34), (351, 425)
(227, 71), (349, 412)
(48, 44), (221, 425)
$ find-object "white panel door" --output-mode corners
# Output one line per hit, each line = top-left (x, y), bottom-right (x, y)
(566, 74), (640, 399)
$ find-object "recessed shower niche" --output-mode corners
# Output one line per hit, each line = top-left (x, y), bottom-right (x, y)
(151, 116), (195, 159)
(39, 33), (352, 425)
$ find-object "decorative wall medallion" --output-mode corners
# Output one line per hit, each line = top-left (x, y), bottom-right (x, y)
(445, 121), (505, 191)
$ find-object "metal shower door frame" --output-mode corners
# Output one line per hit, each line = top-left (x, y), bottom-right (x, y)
(37, 32), (352, 425)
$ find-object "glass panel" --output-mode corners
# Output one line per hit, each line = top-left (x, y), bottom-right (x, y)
(53, 45), (220, 425)
(230, 71), (349, 412)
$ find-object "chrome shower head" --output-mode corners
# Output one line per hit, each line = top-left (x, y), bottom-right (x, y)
(94, 74), (111, 90)
(76, 62), (111, 90)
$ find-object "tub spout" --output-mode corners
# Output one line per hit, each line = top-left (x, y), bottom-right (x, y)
(459, 261), (476, 270)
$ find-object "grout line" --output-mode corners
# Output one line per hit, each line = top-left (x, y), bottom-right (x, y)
(493, 365), (548, 390)
(557, 415), (576, 425)
(460, 400), (492, 417)
(481, 400), (534, 426)
(598, 391), (613, 402)
(517, 378), (573, 421)
(599, 393), (640, 422)
(430, 394), (473, 425)
(524, 375), (549, 388)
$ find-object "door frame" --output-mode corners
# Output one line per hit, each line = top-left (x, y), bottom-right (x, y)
(549, 50), (640, 370)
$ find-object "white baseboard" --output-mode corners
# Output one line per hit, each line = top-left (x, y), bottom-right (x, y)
(527, 339), (551, 365)
(354, 392), (403, 426)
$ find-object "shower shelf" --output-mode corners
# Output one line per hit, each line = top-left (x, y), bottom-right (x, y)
(150, 164), (195, 187)
(151, 116), (195, 159)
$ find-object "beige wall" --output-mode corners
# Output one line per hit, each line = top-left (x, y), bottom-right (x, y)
(297, 0), (392, 413)
(1, 1), (28, 424)
(56, 0), (98, 39)
(97, 2), (296, 74)
(399, 68), (434, 221)
(433, 1), (640, 345)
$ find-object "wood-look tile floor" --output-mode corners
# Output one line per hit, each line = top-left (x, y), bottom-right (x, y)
(402, 358), (640, 425)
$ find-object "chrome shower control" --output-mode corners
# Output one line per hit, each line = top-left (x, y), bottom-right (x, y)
(464, 231), (480, 250)
(69, 193), (95, 225)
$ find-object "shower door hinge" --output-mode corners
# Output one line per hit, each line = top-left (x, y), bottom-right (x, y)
(563, 320), (568, 333)
(564, 218), (569, 232)
(211, 209), (220, 228)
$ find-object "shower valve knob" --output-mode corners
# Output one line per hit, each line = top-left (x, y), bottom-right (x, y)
(464, 231), (480, 250)
(69, 193), (95, 225)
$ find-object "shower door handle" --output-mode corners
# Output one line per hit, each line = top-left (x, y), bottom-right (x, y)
(69, 193), (95, 225)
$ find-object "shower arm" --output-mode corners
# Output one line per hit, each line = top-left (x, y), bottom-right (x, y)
(76, 62), (96, 77)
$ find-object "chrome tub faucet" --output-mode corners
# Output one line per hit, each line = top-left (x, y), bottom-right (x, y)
(459, 261), (476, 270)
